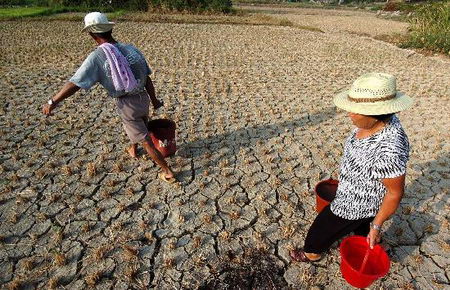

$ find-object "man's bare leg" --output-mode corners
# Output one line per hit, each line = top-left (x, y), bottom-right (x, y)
(127, 144), (138, 158)
(141, 139), (174, 179)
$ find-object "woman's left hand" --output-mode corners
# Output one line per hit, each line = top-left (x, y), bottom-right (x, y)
(367, 228), (381, 249)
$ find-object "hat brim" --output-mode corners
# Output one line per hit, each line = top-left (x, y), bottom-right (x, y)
(81, 22), (115, 33)
(333, 91), (413, 115)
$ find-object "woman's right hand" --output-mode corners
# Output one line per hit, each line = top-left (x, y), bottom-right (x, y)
(367, 228), (382, 249)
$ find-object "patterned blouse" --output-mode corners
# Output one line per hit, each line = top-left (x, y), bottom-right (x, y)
(330, 115), (410, 220)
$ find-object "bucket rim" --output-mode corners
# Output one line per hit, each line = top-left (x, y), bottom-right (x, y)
(340, 235), (390, 278)
(315, 179), (338, 202)
(147, 118), (176, 130)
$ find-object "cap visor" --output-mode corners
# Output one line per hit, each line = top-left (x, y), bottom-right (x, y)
(81, 23), (115, 33)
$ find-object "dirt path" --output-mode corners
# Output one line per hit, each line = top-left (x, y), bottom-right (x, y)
(0, 7), (449, 289)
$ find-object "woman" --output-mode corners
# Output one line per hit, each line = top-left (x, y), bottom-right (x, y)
(290, 73), (413, 262)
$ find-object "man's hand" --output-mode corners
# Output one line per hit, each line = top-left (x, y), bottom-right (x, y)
(42, 103), (56, 116)
(152, 99), (164, 110)
(145, 76), (163, 110)
(367, 228), (381, 249)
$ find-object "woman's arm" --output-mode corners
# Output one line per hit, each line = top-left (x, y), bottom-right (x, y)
(368, 174), (405, 248)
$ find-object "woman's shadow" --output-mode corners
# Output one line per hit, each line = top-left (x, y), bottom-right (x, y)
(383, 152), (449, 286)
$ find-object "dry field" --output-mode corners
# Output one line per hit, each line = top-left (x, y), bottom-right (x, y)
(237, 5), (409, 37)
(0, 7), (449, 290)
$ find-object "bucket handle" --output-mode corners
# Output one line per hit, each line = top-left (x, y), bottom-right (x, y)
(359, 247), (371, 274)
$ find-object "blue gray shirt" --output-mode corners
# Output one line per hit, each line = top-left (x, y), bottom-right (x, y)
(70, 43), (151, 97)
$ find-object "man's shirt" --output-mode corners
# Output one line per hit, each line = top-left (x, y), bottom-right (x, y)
(70, 43), (151, 97)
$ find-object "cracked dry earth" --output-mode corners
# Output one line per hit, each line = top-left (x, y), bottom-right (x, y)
(0, 9), (449, 290)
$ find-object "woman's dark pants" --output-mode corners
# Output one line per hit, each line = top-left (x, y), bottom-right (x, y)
(304, 205), (373, 254)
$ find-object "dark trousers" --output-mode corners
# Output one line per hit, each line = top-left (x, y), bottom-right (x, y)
(304, 205), (373, 254)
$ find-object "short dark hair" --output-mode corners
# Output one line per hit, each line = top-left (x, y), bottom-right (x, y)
(91, 29), (113, 39)
(372, 113), (394, 122)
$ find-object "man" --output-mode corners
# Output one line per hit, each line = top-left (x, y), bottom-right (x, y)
(42, 12), (175, 183)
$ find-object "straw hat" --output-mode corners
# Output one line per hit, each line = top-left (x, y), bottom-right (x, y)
(333, 73), (413, 115)
(81, 12), (115, 33)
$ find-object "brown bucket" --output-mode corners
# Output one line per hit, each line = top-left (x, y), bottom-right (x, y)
(147, 119), (176, 158)
(315, 179), (339, 213)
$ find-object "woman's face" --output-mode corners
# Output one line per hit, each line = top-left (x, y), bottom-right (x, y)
(348, 113), (379, 129)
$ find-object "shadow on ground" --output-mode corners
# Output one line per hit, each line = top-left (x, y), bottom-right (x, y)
(174, 106), (337, 182)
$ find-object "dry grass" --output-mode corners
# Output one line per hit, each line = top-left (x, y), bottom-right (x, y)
(219, 231), (231, 241)
(112, 162), (124, 173)
(86, 162), (97, 177)
(62, 165), (72, 176)
(85, 271), (102, 287)
(193, 236), (202, 248)
(124, 263), (139, 282)
(53, 252), (66, 266)
(47, 277), (59, 289)
(23, 258), (34, 271)
(0, 7), (449, 288)
(202, 214), (213, 224)
(202, 248), (287, 288)
(82, 222), (90, 233)
(164, 258), (176, 269)
(122, 245), (139, 261)
(18, 10), (326, 32)
(7, 278), (23, 290)
(281, 224), (296, 238)
(92, 245), (112, 261)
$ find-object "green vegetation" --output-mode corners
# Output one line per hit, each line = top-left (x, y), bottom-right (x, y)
(401, 2), (450, 54)
(0, 7), (54, 18)
(0, 6), (125, 20)
(1, 0), (147, 11)
(1, 0), (233, 13)
(148, 0), (233, 13)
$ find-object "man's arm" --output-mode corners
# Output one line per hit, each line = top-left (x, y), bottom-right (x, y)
(368, 174), (405, 248)
(145, 76), (163, 110)
(42, 82), (80, 115)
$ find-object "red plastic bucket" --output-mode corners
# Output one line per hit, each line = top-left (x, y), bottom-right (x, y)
(340, 236), (390, 288)
(315, 179), (339, 213)
(147, 119), (176, 158)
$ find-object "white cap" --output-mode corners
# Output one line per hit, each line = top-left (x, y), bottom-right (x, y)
(81, 12), (115, 33)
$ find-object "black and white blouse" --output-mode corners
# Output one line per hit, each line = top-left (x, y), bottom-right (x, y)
(330, 115), (410, 220)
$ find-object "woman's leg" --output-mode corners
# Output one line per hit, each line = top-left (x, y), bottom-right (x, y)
(303, 206), (373, 255)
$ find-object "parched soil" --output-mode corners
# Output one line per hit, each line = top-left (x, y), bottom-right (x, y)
(238, 5), (409, 37)
(0, 7), (449, 290)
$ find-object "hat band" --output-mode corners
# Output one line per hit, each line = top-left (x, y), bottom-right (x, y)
(347, 94), (396, 103)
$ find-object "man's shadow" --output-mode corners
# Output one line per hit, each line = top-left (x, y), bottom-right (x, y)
(176, 106), (337, 182)
(383, 152), (449, 284)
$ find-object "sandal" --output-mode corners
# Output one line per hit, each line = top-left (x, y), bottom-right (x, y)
(158, 172), (177, 184)
(290, 249), (321, 263)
